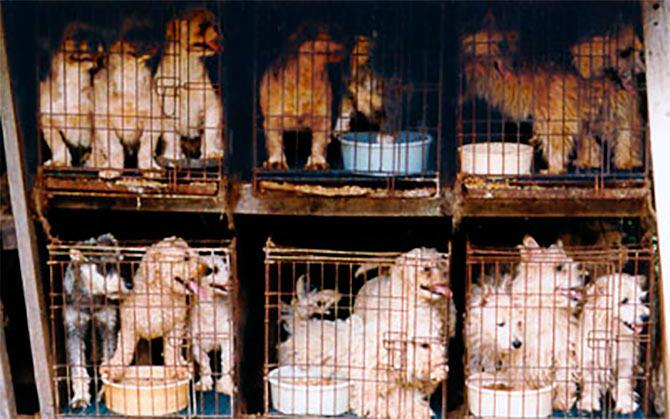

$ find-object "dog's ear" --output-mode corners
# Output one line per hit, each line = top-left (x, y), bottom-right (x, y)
(554, 239), (564, 249)
(69, 248), (86, 262)
(518, 235), (540, 260)
(295, 275), (307, 300)
(522, 235), (540, 249)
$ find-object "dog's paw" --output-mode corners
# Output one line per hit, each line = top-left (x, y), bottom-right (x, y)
(578, 394), (601, 412)
(203, 150), (224, 160)
(615, 396), (639, 414)
(304, 161), (329, 171)
(263, 160), (288, 170)
(215, 376), (234, 395)
(44, 159), (70, 167)
(141, 170), (162, 179)
(69, 381), (91, 409)
(195, 376), (214, 392)
(99, 169), (122, 179)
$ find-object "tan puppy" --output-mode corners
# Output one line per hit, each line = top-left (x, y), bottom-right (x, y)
(100, 237), (208, 381)
(155, 8), (224, 161)
(462, 24), (642, 173)
(334, 34), (384, 133)
(259, 24), (344, 170)
(91, 19), (161, 178)
(40, 22), (100, 166)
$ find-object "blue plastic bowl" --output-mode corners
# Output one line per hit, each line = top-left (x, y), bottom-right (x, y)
(339, 131), (433, 175)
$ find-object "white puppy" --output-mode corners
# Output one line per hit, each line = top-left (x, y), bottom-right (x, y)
(40, 22), (100, 166)
(190, 254), (234, 394)
(155, 8), (224, 161)
(578, 273), (649, 414)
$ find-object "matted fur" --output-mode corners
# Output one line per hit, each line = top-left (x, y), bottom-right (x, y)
(259, 24), (345, 170)
(577, 273), (649, 413)
(100, 237), (208, 381)
(190, 255), (234, 394)
(40, 22), (101, 166)
(155, 8), (225, 161)
(462, 26), (643, 173)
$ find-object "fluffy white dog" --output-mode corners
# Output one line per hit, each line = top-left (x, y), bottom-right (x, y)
(190, 254), (234, 394)
(578, 273), (649, 414)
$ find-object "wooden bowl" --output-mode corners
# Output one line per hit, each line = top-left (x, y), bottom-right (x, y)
(101, 366), (191, 416)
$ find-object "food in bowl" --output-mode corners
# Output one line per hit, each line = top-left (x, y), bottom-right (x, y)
(467, 372), (553, 418)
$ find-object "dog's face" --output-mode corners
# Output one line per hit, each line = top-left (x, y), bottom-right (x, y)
(199, 254), (231, 298)
(145, 237), (209, 296)
(397, 248), (451, 301)
(298, 31), (345, 63)
(352, 35), (374, 65)
(60, 22), (103, 71)
(594, 273), (649, 334)
(516, 235), (587, 306)
(166, 8), (222, 56)
(405, 337), (448, 384)
(571, 25), (645, 88)
(461, 28), (519, 60)
(287, 275), (341, 319)
(69, 233), (129, 299)
(472, 291), (524, 355)
(109, 40), (156, 65)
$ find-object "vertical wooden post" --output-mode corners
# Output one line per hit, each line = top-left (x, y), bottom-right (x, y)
(0, 5), (56, 418)
(642, 0), (670, 414)
(0, 301), (17, 419)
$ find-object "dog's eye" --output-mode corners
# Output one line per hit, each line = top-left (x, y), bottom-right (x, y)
(184, 256), (191, 262)
(621, 297), (629, 304)
(555, 264), (564, 273)
(497, 322), (505, 327)
(517, 320), (522, 327)
(213, 266), (219, 274)
(420, 343), (430, 349)
(640, 293), (649, 303)
(423, 267), (432, 273)
(619, 47), (633, 58)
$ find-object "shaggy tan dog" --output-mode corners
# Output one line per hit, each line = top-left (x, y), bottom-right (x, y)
(259, 24), (344, 170)
(577, 273), (649, 414)
(40, 22), (100, 166)
(334, 35), (384, 133)
(100, 237), (208, 381)
(190, 254), (234, 394)
(90, 19), (161, 178)
(462, 24), (642, 173)
(570, 25), (645, 88)
(155, 8), (224, 161)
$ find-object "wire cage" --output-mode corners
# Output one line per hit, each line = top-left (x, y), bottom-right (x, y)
(47, 236), (236, 417)
(263, 241), (453, 418)
(464, 238), (658, 417)
(457, 3), (649, 188)
(252, 2), (444, 197)
(33, 2), (226, 197)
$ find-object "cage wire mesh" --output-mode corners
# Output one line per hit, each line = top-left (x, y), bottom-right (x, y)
(252, 2), (443, 195)
(465, 240), (658, 417)
(263, 241), (453, 418)
(457, 3), (648, 185)
(47, 236), (235, 417)
(36, 2), (226, 197)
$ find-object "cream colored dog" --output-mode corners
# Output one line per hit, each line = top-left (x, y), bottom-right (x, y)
(190, 254), (234, 394)
(40, 22), (100, 166)
(578, 273), (649, 414)
(91, 19), (161, 178)
(155, 8), (224, 161)
(100, 237), (208, 381)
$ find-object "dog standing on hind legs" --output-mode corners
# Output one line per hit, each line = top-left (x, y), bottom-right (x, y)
(63, 233), (129, 408)
(259, 23), (345, 170)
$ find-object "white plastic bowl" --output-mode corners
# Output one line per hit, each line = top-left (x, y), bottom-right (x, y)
(339, 131), (433, 175)
(460, 143), (533, 175)
(268, 366), (349, 416)
(466, 373), (553, 418)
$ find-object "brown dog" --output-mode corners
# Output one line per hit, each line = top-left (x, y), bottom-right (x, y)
(259, 24), (344, 170)
(100, 237), (209, 381)
(462, 24), (642, 173)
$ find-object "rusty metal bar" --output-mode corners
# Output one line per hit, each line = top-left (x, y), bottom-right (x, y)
(0, 4), (57, 418)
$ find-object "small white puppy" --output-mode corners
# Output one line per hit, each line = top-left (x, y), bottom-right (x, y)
(578, 273), (650, 414)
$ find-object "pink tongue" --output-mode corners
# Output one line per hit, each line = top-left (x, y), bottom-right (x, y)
(431, 284), (452, 298)
(188, 281), (208, 299)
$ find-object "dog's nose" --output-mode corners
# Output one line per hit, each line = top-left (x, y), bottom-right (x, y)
(640, 313), (650, 322)
(512, 339), (522, 349)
